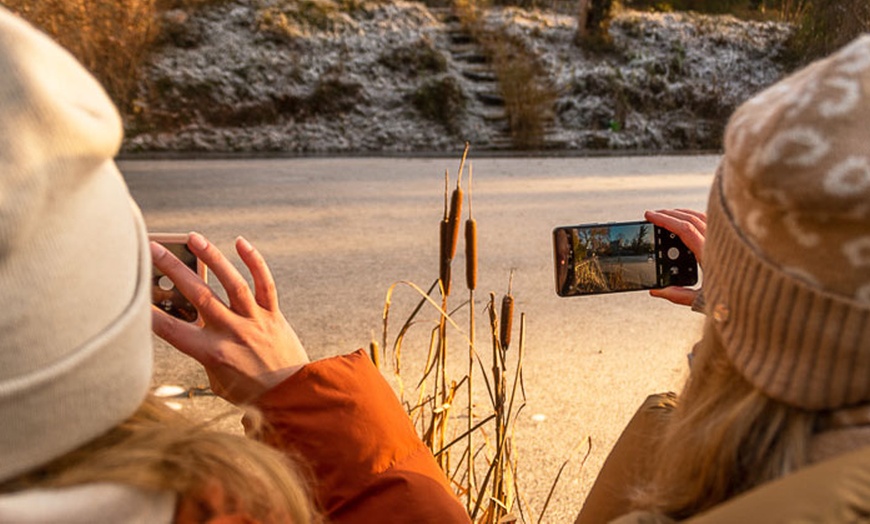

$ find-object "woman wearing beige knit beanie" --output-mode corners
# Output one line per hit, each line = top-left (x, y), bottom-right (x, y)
(577, 35), (870, 523)
(0, 7), (469, 523)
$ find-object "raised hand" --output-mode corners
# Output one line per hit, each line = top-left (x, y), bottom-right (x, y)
(151, 233), (310, 404)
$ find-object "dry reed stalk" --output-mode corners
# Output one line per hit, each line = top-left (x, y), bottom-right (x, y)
(434, 142), (470, 469)
(382, 279), (438, 376)
(537, 437), (593, 524)
(465, 161), (478, 508)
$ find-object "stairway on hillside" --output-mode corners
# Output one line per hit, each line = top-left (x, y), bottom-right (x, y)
(430, 7), (514, 149)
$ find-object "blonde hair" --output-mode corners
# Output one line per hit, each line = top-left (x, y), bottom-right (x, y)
(632, 319), (817, 519)
(0, 395), (322, 523)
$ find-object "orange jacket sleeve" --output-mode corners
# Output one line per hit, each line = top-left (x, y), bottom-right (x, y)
(249, 349), (470, 524)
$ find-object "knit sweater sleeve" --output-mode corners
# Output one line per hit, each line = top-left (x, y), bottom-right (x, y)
(248, 349), (470, 524)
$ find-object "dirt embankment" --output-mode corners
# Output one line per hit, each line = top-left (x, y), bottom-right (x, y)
(125, 1), (792, 154)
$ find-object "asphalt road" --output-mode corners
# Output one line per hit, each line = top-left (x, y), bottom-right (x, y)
(121, 154), (718, 523)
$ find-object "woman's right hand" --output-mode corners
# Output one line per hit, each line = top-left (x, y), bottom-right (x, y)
(150, 233), (311, 405)
(644, 209), (706, 308)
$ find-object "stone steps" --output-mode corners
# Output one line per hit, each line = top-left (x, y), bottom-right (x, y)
(430, 6), (562, 150)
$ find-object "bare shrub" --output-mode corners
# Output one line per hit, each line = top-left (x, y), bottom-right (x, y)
(489, 34), (557, 149)
(411, 76), (468, 135)
(786, 0), (870, 64)
(378, 37), (448, 76)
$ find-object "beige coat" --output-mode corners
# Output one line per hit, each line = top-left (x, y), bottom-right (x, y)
(577, 394), (870, 524)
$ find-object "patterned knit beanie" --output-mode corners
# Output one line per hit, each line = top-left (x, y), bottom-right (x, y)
(0, 8), (152, 481)
(704, 35), (870, 410)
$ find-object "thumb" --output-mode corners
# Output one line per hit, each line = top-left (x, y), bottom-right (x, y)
(649, 287), (697, 307)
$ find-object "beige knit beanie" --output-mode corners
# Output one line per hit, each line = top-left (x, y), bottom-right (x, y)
(705, 35), (870, 410)
(0, 7), (152, 481)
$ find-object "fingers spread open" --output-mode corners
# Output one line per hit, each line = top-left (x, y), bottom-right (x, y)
(235, 236), (279, 311)
(151, 240), (229, 323)
(151, 242), (226, 319)
(186, 232), (256, 317)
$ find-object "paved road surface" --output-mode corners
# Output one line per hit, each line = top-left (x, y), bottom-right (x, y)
(121, 154), (718, 523)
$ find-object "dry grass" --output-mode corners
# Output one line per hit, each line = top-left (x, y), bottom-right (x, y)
(2, 0), (158, 114)
(785, 0), (870, 65)
(377, 145), (585, 522)
(453, 0), (557, 149)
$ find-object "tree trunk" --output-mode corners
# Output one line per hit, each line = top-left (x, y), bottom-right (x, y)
(576, 0), (590, 41)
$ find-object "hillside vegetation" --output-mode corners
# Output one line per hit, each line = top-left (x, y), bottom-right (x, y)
(4, 0), (865, 153)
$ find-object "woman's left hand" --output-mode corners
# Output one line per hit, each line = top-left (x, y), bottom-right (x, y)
(644, 209), (706, 308)
(150, 232), (310, 405)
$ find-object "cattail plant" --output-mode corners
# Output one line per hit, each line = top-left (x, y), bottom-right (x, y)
(464, 161), (478, 507)
(465, 163), (478, 292)
(379, 144), (577, 523)
(439, 143), (469, 297)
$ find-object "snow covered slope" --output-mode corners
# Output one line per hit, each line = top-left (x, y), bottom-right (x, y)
(124, 1), (791, 153)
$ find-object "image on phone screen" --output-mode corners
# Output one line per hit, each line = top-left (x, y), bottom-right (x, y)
(553, 221), (697, 297)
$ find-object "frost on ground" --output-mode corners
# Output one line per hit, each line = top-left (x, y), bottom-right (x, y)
(124, 0), (792, 153)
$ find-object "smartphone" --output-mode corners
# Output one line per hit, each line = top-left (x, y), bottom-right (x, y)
(149, 233), (207, 322)
(553, 220), (697, 297)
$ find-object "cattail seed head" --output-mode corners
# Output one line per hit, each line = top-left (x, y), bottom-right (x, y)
(500, 294), (514, 350)
(440, 219), (452, 296)
(465, 219), (477, 290)
(446, 186), (463, 260)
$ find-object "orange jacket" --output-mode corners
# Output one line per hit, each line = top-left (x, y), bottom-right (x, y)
(178, 349), (470, 523)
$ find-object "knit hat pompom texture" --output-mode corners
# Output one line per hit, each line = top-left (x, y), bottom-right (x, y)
(706, 35), (870, 410)
(0, 8), (152, 482)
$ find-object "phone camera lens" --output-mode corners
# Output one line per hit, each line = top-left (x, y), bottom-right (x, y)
(158, 275), (175, 291)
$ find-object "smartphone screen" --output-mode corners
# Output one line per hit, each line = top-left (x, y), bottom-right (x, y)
(150, 234), (204, 322)
(553, 221), (697, 297)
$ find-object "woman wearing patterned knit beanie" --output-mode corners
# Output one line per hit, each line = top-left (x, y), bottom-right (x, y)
(577, 35), (870, 523)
